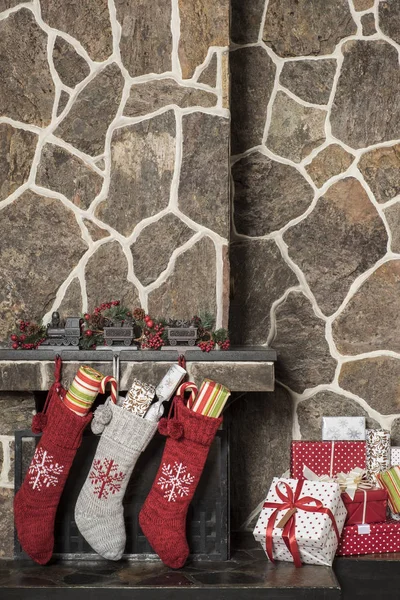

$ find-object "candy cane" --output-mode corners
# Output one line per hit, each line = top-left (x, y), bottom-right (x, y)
(100, 376), (118, 404)
(177, 382), (198, 409)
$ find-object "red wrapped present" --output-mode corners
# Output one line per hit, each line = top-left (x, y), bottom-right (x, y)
(291, 441), (366, 480)
(337, 520), (400, 556)
(342, 488), (388, 525)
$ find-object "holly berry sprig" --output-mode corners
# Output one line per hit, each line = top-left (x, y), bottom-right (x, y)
(197, 327), (230, 352)
(10, 320), (47, 350)
(136, 312), (167, 350)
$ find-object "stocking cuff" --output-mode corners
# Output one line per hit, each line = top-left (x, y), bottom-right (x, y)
(45, 395), (92, 449)
(176, 398), (222, 446)
(104, 402), (158, 452)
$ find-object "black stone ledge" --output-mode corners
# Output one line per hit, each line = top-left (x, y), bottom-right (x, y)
(0, 534), (340, 600)
(0, 346), (277, 362)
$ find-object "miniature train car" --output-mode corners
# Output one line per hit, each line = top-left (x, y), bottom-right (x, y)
(167, 327), (198, 346)
(103, 325), (134, 346)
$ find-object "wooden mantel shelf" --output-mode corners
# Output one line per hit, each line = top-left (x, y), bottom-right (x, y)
(0, 347), (276, 392)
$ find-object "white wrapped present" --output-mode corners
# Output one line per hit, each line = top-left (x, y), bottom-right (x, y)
(391, 447), (400, 467)
(322, 416), (365, 441)
(253, 478), (346, 567)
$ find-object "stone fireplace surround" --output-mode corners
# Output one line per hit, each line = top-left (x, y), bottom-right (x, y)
(0, 348), (275, 559)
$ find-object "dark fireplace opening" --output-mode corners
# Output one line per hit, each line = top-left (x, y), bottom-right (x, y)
(14, 395), (229, 562)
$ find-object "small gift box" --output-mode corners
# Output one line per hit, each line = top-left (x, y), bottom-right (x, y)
(376, 466), (400, 515)
(342, 488), (388, 526)
(322, 416), (365, 441)
(122, 379), (155, 417)
(291, 441), (366, 480)
(337, 520), (400, 556)
(253, 478), (347, 567)
(391, 447), (400, 466)
(366, 429), (390, 483)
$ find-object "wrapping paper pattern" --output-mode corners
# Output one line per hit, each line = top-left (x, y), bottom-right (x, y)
(192, 379), (231, 417)
(391, 447), (400, 466)
(291, 441), (366, 480)
(122, 379), (155, 417)
(337, 520), (400, 556)
(341, 488), (388, 525)
(253, 478), (346, 567)
(376, 466), (400, 514)
(366, 429), (390, 483)
(322, 416), (365, 441)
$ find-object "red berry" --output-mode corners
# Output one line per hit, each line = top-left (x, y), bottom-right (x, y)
(84, 313), (90, 320)
(147, 319), (154, 329)
(20, 334), (26, 341)
(85, 330), (93, 337)
(10, 334), (18, 341)
(12, 342), (18, 349)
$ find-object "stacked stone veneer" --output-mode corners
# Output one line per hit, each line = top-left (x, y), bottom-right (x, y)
(0, 0), (230, 557)
(229, 0), (400, 528)
(0, 0), (230, 342)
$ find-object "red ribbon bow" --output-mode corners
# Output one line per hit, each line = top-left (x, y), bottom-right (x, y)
(263, 480), (340, 568)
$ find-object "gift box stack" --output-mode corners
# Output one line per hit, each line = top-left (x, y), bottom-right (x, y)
(253, 415), (400, 567)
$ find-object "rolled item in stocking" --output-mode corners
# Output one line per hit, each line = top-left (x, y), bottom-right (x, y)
(64, 366), (117, 416)
(366, 429), (390, 483)
(192, 379), (231, 417)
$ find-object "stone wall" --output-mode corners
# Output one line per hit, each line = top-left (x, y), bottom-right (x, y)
(0, 0), (230, 342)
(229, 0), (400, 528)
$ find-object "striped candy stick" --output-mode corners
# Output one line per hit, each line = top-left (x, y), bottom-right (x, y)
(64, 366), (106, 416)
(177, 382), (198, 409)
(100, 375), (118, 405)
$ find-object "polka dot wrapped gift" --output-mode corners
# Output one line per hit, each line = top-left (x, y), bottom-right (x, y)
(337, 520), (400, 556)
(291, 441), (367, 480)
(253, 478), (347, 567)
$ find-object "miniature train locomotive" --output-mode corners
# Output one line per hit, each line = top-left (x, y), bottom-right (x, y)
(41, 317), (81, 346)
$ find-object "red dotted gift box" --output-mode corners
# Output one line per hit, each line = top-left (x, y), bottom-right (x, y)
(291, 441), (366, 480)
(337, 520), (400, 556)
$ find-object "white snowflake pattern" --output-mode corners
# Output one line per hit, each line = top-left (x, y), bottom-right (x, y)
(157, 461), (195, 502)
(28, 447), (64, 491)
(327, 427), (341, 440)
(89, 458), (125, 499)
(348, 428), (362, 440)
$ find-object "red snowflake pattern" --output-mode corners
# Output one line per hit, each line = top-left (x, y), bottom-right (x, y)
(89, 458), (125, 499)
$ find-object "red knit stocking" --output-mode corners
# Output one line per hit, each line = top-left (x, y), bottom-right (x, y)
(14, 357), (91, 564)
(139, 394), (222, 568)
